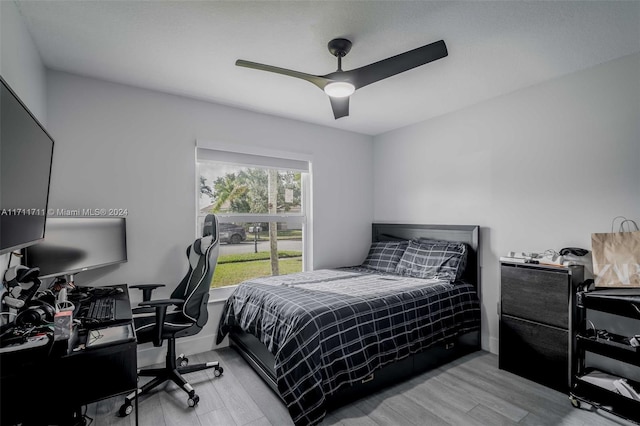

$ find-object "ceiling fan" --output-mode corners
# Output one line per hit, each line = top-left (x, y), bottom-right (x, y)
(236, 38), (448, 120)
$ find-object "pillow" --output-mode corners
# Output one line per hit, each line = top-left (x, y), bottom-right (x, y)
(395, 239), (468, 281)
(361, 241), (409, 273)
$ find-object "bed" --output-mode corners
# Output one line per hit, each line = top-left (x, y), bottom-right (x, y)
(216, 223), (481, 426)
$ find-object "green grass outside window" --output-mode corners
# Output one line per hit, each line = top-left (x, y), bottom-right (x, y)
(211, 251), (302, 288)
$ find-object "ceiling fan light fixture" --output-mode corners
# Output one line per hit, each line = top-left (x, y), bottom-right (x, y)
(236, 38), (447, 118)
(324, 81), (355, 98)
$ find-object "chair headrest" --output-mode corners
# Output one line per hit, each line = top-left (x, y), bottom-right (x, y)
(203, 214), (218, 238)
(193, 235), (214, 255)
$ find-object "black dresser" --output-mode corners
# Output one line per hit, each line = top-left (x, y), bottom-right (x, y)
(499, 261), (584, 392)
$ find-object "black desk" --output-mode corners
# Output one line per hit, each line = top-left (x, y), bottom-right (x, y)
(0, 284), (137, 425)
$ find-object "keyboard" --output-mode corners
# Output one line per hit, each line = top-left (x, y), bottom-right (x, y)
(87, 298), (116, 322)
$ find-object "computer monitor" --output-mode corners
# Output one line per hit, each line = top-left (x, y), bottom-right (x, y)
(23, 217), (127, 279)
(0, 76), (55, 254)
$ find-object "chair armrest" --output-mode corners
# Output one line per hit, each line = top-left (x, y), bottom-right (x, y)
(138, 298), (184, 347)
(138, 298), (184, 308)
(131, 305), (154, 315)
(130, 284), (166, 302)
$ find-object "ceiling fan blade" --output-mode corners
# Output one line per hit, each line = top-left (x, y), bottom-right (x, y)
(236, 60), (330, 89)
(337, 40), (448, 89)
(329, 96), (349, 119)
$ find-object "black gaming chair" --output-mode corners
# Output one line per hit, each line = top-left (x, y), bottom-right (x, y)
(119, 214), (223, 416)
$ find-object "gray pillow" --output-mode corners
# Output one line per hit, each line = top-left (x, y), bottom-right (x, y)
(361, 241), (409, 273)
(395, 239), (467, 281)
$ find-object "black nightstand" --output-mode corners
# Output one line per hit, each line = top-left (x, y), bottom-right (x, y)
(499, 261), (584, 392)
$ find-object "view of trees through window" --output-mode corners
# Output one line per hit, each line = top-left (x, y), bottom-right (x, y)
(198, 161), (306, 288)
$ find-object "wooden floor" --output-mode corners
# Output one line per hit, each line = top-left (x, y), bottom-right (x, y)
(87, 348), (635, 426)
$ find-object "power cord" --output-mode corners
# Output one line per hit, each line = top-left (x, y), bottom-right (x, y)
(4, 250), (23, 273)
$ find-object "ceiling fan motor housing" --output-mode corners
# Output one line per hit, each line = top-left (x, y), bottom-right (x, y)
(328, 38), (352, 57)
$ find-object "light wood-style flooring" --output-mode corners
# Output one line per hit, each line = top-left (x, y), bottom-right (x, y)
(86, 348), (636, 426)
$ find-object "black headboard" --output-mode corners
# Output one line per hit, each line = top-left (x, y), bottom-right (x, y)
(372, 223), (481, 291)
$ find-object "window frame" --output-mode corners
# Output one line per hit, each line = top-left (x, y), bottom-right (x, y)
(195, 140), (313, 292)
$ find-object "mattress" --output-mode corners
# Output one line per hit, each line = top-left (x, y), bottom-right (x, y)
(216, 267), (480, 426)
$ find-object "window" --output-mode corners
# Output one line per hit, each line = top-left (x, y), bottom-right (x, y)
(196, 144), (310, 288)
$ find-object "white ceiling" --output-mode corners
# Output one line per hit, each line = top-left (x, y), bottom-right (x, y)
(14, 1), (640, 136)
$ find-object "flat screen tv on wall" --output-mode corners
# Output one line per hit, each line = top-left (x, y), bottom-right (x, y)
(0, 76), (55, 255)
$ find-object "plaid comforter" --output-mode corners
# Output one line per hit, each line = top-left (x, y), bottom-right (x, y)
(216, 268), (480, 426)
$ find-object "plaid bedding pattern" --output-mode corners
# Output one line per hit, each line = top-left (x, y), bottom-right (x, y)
(361, 240), (409, 273)
(216, 268), (480, 426)
(396, 239), (468, 281)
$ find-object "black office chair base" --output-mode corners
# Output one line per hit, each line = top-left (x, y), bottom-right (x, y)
(119, 339), (223, 417)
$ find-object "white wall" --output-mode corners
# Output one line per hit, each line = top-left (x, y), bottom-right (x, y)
(46, 71), (373, 364)
(0, 0), (48, 280)
(0, 1), (47, 124)
(373, 52), (640, 354)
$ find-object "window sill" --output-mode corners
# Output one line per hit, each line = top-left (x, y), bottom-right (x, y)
(208, 285), (238, 303)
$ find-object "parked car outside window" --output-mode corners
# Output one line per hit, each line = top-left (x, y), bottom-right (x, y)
(219, 223), (246, 244)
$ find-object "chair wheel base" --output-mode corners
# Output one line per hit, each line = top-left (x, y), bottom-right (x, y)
(177, 355), (189, 367)
(119, 402), (133, 417)
(188, 394), (200, 407)
(214, 366), (224, 377)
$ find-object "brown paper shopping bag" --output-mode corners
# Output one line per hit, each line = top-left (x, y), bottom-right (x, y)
(592, 219), (640, 287)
